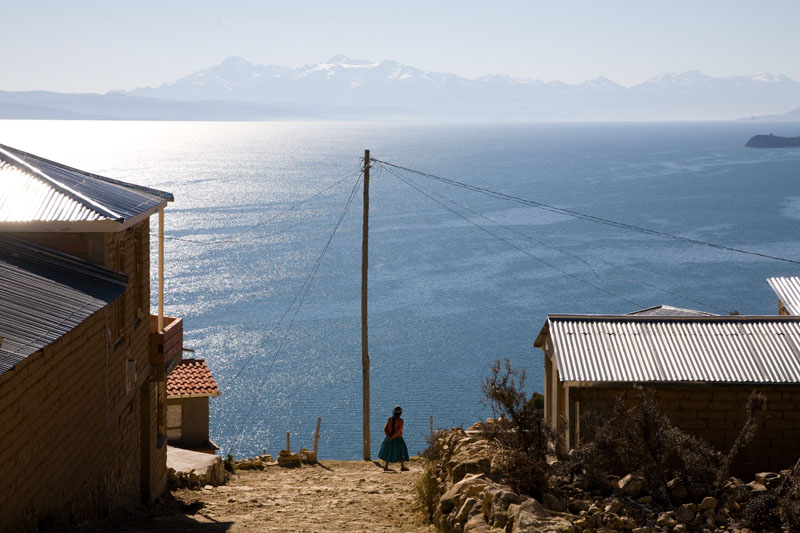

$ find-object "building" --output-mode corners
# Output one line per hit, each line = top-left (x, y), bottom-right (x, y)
(166, 358), (221, 453)
(0, 143), (180, 530)
(535, 309), (800, 476)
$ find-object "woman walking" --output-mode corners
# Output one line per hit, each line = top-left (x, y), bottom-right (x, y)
(378, 406), (409, 471)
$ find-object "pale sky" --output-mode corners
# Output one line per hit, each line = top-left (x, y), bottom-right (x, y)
(3, 0), (800, 93)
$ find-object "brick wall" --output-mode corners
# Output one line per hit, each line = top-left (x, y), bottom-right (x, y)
(0, 220), (167, 531)
(576, 384), (800, 477)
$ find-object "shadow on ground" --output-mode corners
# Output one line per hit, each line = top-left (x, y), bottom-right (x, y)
(77, 493), (234, 533)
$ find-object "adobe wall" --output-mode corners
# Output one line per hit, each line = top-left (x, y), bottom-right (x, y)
(0, 220), (166, 530)
(168, 396), (210, 447)
(576, 384), (800, 477)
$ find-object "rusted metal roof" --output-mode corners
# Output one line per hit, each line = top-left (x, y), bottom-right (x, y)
(167, 359), (221, 398)
(0, 235), (127, 375)
(0, 144), (173, 230)
(536, 314), (800, 384)
(767, 276), (800, 316)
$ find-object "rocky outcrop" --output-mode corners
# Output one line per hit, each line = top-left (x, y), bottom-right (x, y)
(424, 424), (800, 532)
(745, 133), (800, 148)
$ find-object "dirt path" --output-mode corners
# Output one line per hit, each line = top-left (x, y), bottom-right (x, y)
(115, 460), (434, 533)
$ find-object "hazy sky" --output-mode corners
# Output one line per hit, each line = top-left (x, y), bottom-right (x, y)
(3, 1), (800, 93)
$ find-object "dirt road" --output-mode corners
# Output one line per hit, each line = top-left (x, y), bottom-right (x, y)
(114, 460), (434, 533)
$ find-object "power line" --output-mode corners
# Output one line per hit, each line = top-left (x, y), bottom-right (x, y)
(152, 174), (352, 247)
(381, 164), (642, 308)
(226, 170), (364, 455)
(376, 162), (723, 313)
(373, 158), (800, 266)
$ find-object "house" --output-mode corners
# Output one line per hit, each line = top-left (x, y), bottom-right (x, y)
(767, 276), (800, 315)
(0, 143), (181, 529)
(534, 308), (800, 476)
(166, 358), (221, 453)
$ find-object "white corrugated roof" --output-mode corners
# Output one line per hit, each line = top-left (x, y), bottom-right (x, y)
(767, 277), (800, 316)
(538, 315), (800, 384)
(0, 144), (172, 231)
(0, 160), (104, 223)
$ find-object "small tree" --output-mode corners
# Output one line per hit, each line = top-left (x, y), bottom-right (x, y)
(480, 359), (559, 496)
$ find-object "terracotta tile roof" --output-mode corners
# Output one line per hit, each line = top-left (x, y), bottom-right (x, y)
(167, 359), (221, 398)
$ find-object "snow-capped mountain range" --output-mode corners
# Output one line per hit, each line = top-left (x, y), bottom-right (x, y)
(2, 56), (799, 121)
(117, 56), (800, 121)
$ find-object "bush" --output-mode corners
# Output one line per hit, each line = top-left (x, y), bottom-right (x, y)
(480, 359), (559, 497)
(420, 428), (448, 463)
(572, 389), (721, 502)
(414, 464), (441, 524)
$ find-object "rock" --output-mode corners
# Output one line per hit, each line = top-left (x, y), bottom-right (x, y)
(237, 459), (253, 470)
(673, 524), (687, 533)
(510, 499), (570, 533)
(451, 457), (491, 483)
(252, 459), (264, 469)
(568, 499), (591, 514)
(463, 512), (490, 533)
(455, 497), (479, 525)
(618, 473), (644, 497)
(439, 474), (491, 515)
(277, 452), (301, 468)
(698, 496), (717, 512)
(667, 477), (689, 503)
(747, 480), (767, 492)
(754, 471), (780, 489)
(299, 448), (317, 464)
(656, 512), (677, 528)
(604, 500), (623, 515)
(637, 495), (653, 504)
(632, 528), (652, 533)
(543, 492), (566, 512)
(675, 504), (696, 524)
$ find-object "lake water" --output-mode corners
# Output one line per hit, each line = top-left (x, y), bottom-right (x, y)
(2, 119), (800, 459)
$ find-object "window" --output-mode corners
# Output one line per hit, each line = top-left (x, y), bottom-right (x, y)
(167, 404), (183, 440)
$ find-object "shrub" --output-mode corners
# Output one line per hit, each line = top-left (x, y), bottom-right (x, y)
(480, 359), (559, 497)
(414, 464), (441, 523)
(572, 389), (721, 502)
(420, 428), (448, 462)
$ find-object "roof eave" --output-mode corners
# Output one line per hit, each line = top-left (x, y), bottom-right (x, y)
(167, 391), (222, 399)
(0, 200), (170, 233)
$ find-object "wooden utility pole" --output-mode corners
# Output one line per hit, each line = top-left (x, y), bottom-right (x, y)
(362, 149), (371, 460)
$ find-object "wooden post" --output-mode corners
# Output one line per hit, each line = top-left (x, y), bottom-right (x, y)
(158, 208), (165, 332)
(430, 415), (434, 439)
(286, 431), (291, 453)
(313, 418), (321, 456)
(362, 149), (371, 460)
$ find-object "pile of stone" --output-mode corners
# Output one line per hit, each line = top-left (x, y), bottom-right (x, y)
(167, 461), (226, 489)
(426, 424), (798, 532)
(232, 453), (276, 470)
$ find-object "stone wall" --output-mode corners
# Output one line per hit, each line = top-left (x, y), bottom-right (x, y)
(576, 384), (800, 476)
(0, 220), (167, 530)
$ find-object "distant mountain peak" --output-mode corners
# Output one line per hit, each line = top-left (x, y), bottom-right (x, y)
(324, 55), (374, 66)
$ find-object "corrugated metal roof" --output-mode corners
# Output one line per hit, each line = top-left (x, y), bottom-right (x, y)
(0, 235), (127, 375)
(767, 276), (800, 316)
(627, 305), (717, 317)
(0, 144), (173, 228)
(539, 314), (800, 384)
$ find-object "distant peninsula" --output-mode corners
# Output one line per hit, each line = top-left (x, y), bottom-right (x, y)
(745, 133), (800, 148)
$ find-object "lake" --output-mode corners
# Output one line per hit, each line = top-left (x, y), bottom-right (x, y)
(2, 119), (800, 459)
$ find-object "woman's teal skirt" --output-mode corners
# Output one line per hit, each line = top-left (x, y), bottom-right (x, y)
(378, 437), (409, 463)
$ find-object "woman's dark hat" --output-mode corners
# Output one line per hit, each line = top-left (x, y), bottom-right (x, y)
(393, 406), (402, 415)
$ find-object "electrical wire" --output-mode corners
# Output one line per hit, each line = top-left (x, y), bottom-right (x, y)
(152, 174), (352, 246)
(226, 169), (364, 455)
(377, 162), (724, 313)
(380, 164), (643, 307)
(373, 158), (800, 266)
